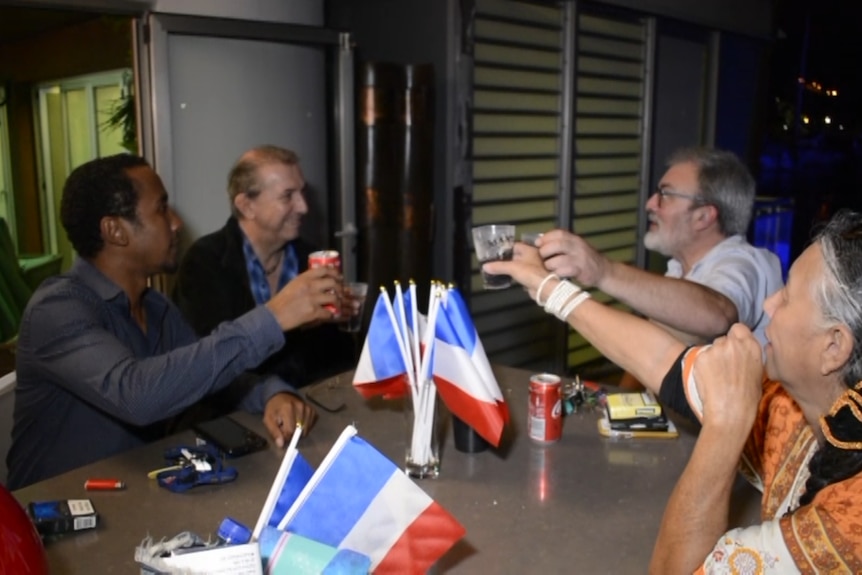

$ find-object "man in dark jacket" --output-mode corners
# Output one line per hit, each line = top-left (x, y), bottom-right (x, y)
(173, 146), (355, 405)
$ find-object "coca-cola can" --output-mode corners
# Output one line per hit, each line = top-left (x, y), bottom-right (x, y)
(528, 373), (563, 443)
(308, 250), (341, 270)
(308, 250), (341, 313)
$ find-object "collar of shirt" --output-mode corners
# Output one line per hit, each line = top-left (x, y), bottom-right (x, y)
(240, 234), (298, 305)
(666, 235), (745, 278)
(69, 257), (171, 350)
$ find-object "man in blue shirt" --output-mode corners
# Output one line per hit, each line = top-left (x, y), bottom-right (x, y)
(7, 154), (345, 489)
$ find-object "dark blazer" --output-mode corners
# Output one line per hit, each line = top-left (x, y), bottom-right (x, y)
(173, 217), (355, 389)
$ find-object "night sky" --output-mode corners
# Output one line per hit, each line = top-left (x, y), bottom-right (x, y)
(771, 0), (862, 128)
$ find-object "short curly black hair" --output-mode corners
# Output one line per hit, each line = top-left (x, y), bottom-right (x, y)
(60, 154), (150, 258)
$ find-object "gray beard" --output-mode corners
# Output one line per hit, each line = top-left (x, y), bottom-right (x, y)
(643, 230), (671, 257)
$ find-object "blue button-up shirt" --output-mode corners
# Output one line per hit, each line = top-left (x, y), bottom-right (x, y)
(241, 236), (299, 305)
(8, 258), (292, 489)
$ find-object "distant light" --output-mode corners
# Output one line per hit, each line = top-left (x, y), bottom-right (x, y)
(782, 124), (788, 131)
(803, 115), (810, 124)
(825, 116), (832, 124)
(840, 125), (845, 130)
(832, 89), (839, 97)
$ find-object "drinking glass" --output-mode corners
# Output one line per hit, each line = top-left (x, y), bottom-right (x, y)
(339, 282), (369, 333)
(472, 224), (515, 290)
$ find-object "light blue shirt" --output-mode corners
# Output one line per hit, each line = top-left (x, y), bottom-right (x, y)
(666, 235), (784, 346)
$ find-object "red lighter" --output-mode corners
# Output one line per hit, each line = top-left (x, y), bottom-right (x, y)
(84, 478), (125, 491)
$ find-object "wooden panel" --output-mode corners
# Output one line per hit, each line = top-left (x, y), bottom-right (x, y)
(470, 1), (564, 370)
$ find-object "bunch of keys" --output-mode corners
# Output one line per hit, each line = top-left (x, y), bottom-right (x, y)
(562, 375), (606, 415)
(148, 444), (238, 493)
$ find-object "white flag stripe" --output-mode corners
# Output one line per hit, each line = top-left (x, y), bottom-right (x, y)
(434, 340), (499, 403)
(469, 337), (505, 402)
(338, 470), (433, 568)
(353, 337), (376, 383)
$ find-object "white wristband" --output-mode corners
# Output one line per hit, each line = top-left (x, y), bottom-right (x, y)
(535, 273), (559, 306)
(543, 280), (581, 318)
(557, 291), (591, 321)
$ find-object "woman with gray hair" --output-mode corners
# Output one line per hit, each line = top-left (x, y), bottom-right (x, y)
(485, 209), (862, 573)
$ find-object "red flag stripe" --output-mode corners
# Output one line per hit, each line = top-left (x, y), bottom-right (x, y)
(434, 375), (505, 447)
(372, 500), (466, 575)
(353, 374), (410, 399)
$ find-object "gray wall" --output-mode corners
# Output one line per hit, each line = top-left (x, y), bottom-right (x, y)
(162, 34), (329, 249)
(647, 31), (709, 273)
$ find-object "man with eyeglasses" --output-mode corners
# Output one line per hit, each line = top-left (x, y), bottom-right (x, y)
(536, 147), (783, 387)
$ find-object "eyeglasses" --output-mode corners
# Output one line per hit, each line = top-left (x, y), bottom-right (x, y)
(653, 188), (704, 207)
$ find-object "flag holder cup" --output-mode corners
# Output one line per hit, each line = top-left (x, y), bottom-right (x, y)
(352, 280), (509, 479)
(405, 380), (441, 479)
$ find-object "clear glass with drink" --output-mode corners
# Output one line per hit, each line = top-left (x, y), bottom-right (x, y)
(472, 224), (515, 289)
(339, 282), (368, 333)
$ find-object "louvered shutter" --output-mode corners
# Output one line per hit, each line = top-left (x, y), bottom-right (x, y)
(470, 0), (565, 368)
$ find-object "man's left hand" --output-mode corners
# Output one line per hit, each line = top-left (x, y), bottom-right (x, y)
(263, 393), (317, 448)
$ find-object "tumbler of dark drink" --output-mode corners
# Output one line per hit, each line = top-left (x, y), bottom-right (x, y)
(472, 224), (515, 289)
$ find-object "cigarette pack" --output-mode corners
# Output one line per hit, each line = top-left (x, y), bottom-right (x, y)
(27, 499), (98, 536)
(605, 391), (663, 420)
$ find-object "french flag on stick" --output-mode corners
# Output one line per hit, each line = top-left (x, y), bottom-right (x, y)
(433, 287), (509, 447)
(352, 289), (410, 399)
(266, 425), (465, 574)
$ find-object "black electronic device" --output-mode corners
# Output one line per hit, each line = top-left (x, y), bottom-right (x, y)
(192, 416), (268, 458)
(606, 411), (670, 432)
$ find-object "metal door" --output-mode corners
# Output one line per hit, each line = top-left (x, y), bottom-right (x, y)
(136, 14), (356, 279)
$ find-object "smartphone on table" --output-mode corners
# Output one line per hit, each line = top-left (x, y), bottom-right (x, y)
(192, 415), (268, 458)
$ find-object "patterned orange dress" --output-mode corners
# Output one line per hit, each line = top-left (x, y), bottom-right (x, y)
(678, 347), (862, 574)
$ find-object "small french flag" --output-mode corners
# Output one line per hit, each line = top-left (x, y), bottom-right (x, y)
(266, 426), (465, 574)
(432, 287), (509, 447)
(352, 290), (410, 398)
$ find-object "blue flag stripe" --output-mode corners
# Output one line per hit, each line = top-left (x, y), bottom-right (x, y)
(269, 452), (315, 528)
(434, 298), (473, 357)
(402, 289), (415, 328)
(285, 436), (398, 547)
(368, 293), (407, 379)
(444, 289), (477, 354)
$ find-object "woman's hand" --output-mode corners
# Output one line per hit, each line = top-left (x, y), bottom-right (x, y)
(483, 243), (551, 300)
(693, 323), (763, 432)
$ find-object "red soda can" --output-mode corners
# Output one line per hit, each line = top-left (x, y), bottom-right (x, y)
(308, 250), (341, 270)
(308, 250), (341, 313)
(528, 373), (563, 443)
